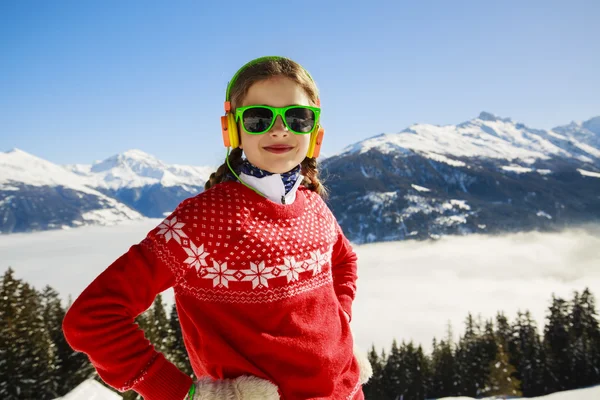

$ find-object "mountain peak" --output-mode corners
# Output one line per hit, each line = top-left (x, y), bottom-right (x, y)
(477, 112), (512, 123)
(120, 149), (156, 160)
(5, 148), (28, 155)
(582, 116), (600, 134)
(91, 149), (163, 174)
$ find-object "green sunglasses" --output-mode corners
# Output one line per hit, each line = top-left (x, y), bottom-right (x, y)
(235, 105), (321, 135)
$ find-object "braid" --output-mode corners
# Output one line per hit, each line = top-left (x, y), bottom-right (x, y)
(301, 157), (328, 200)
(204, 148), (244, 191)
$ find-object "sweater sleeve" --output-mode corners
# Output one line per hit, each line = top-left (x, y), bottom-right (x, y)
(330, 220), (359, 322)
(62, 221), (193, 400)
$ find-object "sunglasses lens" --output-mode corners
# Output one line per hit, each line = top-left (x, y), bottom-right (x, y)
(242, 107), (274, 133)
(285, 107), (316, 133)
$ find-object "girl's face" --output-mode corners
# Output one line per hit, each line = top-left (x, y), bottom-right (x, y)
(238, 76), (312, 174)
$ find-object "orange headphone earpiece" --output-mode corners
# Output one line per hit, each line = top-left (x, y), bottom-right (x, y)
(308, 98), (324, 158)
(307, 125), (325, 158)
(221, 101), (240, 149)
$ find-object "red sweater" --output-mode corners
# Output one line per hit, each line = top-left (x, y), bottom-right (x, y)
(62, 181), (363, 400)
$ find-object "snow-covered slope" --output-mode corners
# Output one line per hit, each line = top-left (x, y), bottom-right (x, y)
(0, 149), (142, 232)
(53, 378), (121, 399)
(439, 384), (600, 399)
(338, 112), (600, 167)
(0, 148), (216, 233)
(553, 116), (600, 150)
(65, 149), (214, 190)
(323, 113), (600, 243)
(2, 148), (98, 190)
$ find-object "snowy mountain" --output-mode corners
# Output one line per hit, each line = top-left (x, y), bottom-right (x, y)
(2, 113), (599, 237)
(338, 112), (600, 166)
(64, 149), (214, 218)
(64, 149), (213, 190)
(0, 149), (143, 233)
(322, 112), (600, 243)
(0, 149), (214, 233)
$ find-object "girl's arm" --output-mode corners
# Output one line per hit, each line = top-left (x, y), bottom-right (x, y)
(62, 224), (192, 400)
(330, 221), (359, 322)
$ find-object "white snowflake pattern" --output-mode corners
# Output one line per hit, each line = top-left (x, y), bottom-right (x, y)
(239, 261), (277, 289)
(305, 249), (329, 276)
(202, 260), (237, 288)
(279, 256), (305, 283)
(183, 242), (210, 273)
(157, 216), (188, 244)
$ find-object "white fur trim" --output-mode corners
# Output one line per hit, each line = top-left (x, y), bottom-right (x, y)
(192, 345), (372, 399)
(193, 375), (280, 400)
(354, 343), (373, 385)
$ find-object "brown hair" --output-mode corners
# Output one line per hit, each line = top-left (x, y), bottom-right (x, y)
(204, 57), (328, 199)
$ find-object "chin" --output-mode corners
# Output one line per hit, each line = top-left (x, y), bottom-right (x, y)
(265, 162), (300, 174)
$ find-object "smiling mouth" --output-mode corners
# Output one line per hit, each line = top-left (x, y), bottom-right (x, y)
(263, 146), (294, 154)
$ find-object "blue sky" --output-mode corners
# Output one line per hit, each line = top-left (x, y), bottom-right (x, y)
(1, 0), (599, 167)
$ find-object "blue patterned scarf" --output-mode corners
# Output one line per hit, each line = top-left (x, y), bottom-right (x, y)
(232, 160), (301, 194)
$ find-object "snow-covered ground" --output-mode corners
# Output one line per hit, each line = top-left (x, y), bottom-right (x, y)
(54, 378), (600, 399)
(439, 384), (600, 399)
(53, 379), (121, 399)
(2, 220), (599, 356)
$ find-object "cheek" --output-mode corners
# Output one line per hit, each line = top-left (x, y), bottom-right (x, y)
(299, 134), (311, 149)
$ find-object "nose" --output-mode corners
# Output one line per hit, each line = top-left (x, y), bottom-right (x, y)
(269, 115), (289, 136)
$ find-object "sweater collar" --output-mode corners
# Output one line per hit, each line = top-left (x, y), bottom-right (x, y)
(232, 160), (304, 205)
(238, 171), (304, 205)
(239, 160), (301, 194)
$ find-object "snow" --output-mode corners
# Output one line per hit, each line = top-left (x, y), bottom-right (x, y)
(0, 149), (101, 194)
(424, 152), (467, 167)
(16, 148), (215, 191)
(445, 199), (471, 211)
(53, 378), (121, 399)
(411, 184), (430, 192)
(400, 195), (472, 226)
(502, 165), (533, 173)
(537, 211), (553, 219)
(439, 385), (600, 399)
(65, 149), (215, 190)
(334, 113), (600, 166)
(362, 191), (398, 211)
(0, 149), (144, 226)
(577, 168), (600, 178)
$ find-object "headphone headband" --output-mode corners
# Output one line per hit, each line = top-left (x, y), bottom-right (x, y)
(225, 56), (316, 102)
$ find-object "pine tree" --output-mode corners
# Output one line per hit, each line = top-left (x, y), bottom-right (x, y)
(569, 288), (600, 388)
(480, 319), (498, 373)
(145, 294), (170, 354)
(382, 339), (406, 399)
(495, 312), (512, 351)
(363, 345), (388, 400)
(408, 344), (430, 400)
(14, 282), (55, 399)
(455, 313), (489, 397)
(481, 342), (522, 398)
(167, 303), (193, 377)
(544, 294), (572, 392)
(429, 338), (456, 398)
(40, 286), (63, 397)
(512, 311), (547, 396)
(43, 287), (94, 397)
(0, 268), (20, 399)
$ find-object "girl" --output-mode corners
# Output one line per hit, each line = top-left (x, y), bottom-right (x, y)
(62, 56), (371, 400)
